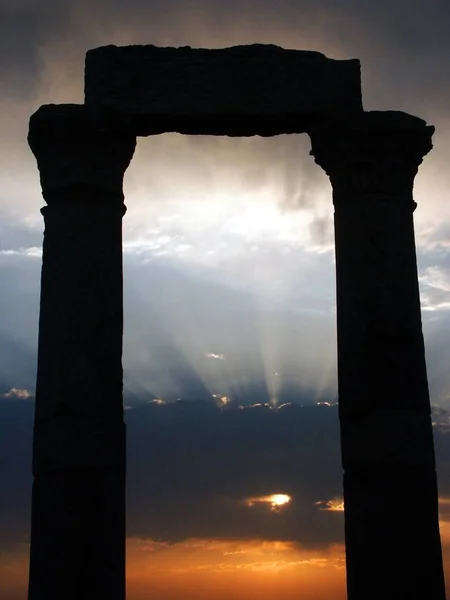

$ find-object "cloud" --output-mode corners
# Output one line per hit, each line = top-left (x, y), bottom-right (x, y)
(2, 0), (449, 227)
(122, 254), (338, 399)
(125, 399), (344, 546)
(205, 352), (226, 360)
(0, 336), (37, 393)
(0, 394), (345, 549)
(5, 234), (450, 413)
(315, 498), (344, 512)
(3, 392), (450, 558)
(419, 265), (450, 310)
(0, 395), (34, 549)
(2, 0), (450, 559)
(1, 388), (32, 400)
(0, 0), (449, 355)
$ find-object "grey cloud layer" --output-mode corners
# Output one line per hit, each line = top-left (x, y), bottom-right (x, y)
(0, 242), (338, 399)
(2, 234), (450, 405)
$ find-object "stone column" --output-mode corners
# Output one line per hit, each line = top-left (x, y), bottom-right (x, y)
(27, 105), (136, 600)
(309, 111), (446, 600)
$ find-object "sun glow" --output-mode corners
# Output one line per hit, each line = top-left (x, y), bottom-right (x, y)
(121, 136), (338, 409)
(269, 494), (291, 507)
(245, 493), (291, 510)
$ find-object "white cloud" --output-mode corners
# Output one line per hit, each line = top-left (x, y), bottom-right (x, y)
(2, 387), (32, 399)
(0, 247), (42, 257)
(419, 266), (450, 311)
(205, 352), (226, 360)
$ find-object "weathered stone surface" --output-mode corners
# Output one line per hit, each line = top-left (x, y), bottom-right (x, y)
(310, 111), (434, 417)
(340, 410), (435, 468)
(84, 44), (363, 136)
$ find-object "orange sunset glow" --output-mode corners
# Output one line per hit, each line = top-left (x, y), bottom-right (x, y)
(4, 511), (450, 600)
(4, 496), (450, 599)
(0, 538), (348, 600)
(315, 498), (345, 512)
(4, 516), (450, 600)
(127, 537), (348, 600)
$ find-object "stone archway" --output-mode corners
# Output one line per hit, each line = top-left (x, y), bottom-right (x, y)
(27, 44), (445, 600)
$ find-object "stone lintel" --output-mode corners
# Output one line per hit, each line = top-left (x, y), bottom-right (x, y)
(84, 44), (363, 136)
(341, 410), (435, 468)
(33, 417), (126, 474)
(28, 104), (136, 200)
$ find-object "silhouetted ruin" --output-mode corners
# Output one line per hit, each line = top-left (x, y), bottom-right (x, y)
(27, 44), (446, 600)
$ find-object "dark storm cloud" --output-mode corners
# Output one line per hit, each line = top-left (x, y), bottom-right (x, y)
(3, 396), (450, 552)
(0, 394), (345, 550)
(0, 397), (33, 549)
(126, 400), (344, 547)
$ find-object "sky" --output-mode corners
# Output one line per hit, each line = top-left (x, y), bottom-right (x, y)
(1, 0), (450, 598)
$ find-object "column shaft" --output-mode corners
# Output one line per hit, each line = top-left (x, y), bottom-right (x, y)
(27, 105), (136, 600)
(310, 111), (446, 600)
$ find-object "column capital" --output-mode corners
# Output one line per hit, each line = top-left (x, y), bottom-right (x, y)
(28, 104), (136, 205)
(309, 111), (434, 205)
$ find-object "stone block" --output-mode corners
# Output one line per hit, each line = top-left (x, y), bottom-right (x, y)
(84, 44), (363, 136)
